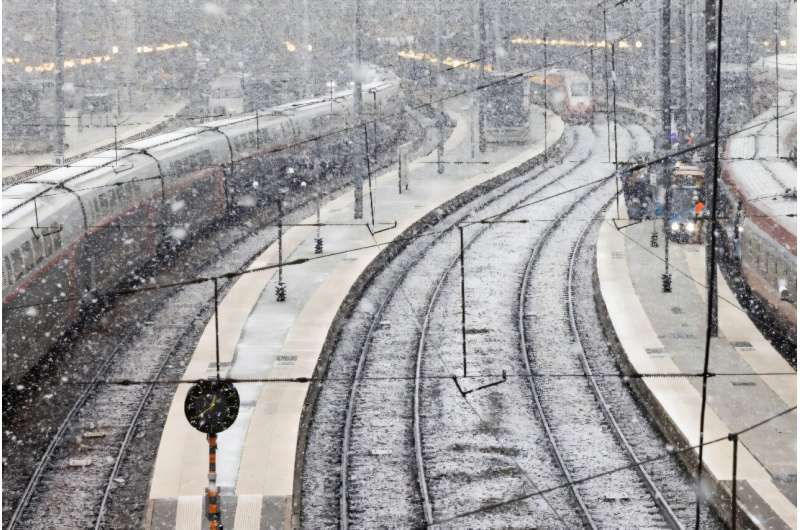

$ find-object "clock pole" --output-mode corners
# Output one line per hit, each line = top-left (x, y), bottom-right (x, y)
(206, 433), (223, 529)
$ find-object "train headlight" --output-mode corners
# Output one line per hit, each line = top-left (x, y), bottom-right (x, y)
(671, 222), (680, 232)
(685, 222), (695, 233)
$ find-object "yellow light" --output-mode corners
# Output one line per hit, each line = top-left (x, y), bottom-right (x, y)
(177, 41), (189, 48)
(24, 65), (33, 73)
(780, 40), (787, 47)
(618, 40), (629, 48)
(111, 45), (119, 54)
(635, 40), (643, 48)
(64, 60), (75, 68)
(763, 40), (770, 47)
(285, 41), (296, 52)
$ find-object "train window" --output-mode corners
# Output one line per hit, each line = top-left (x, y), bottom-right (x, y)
(32, 236), (44, 264)
(10, 248), (24, 280)
(42, 230), (53, 256)
(21, 241), (34, 273)
(99, 193), (110, 214)
(51, 229), (62, 251)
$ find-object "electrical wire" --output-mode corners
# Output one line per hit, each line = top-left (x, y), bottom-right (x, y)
(53, 370), (795, 387)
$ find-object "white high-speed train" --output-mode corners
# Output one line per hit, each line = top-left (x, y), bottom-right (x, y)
(2, 67), (401, 384)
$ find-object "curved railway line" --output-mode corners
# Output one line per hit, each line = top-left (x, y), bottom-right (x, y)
(3, 130), (418, 529)
(302, 121), (721, 528)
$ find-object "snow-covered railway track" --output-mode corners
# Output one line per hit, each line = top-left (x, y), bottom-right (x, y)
(565, 213), (683, 530)
(336, 130), (587, 527)
(303, 121), (704, 528)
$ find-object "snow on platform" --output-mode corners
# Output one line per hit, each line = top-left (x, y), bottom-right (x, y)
(597, 200), (796, 529)
(145, 99), (565, 529)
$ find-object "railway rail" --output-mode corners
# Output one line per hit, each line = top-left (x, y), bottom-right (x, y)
(303, 121), (715, 528)
(3, 128), (419, 529)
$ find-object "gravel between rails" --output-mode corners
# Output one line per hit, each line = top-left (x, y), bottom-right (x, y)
(302, 120), (720, 528)
(301, 127), (584, 528)
(302, 121), (706, 528)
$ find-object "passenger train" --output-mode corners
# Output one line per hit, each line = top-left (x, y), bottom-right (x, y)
(529, 68), (594, 123)
(2, 67), (401, 384)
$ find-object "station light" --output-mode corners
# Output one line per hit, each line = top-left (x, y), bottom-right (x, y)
(671, 222), (680, 232)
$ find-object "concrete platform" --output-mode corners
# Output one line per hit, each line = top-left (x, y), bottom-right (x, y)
(145, 99), (565, 529)
(597, 200), (796, 529)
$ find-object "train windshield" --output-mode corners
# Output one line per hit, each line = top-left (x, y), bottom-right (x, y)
(571, 81), (590, 97)
(669, 186), (701, 215)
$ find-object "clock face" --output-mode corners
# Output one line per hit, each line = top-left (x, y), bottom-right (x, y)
(184, 380), (240, 434)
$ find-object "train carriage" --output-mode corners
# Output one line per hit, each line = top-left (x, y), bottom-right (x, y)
(2, 67), (401, 384)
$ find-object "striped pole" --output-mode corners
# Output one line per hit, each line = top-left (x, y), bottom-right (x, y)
(207, 434), (223, 530)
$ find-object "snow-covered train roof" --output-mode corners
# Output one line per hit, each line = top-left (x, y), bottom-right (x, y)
(725, 104), (797, 238)
(2, 66), (398, 218)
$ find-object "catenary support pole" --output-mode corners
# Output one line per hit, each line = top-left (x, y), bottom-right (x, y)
(703, 0), (718, 337)
(459, 225), (467, 378)
(661, 0), (673, 292)
(611, 41), (620, 219)
(544, 32), (548, 162)
(478, 0), (487, 153)
(206, 434), (221, 530)
(696, 1), (724, 527)
(53, 0), (65, 166)
(729, 433), (739, 530)
(363, 123), (375, 226)
(774, 1), (780, 158)
(352, 0), (364, 219)
(213, 278), (220, 380)
(602, 7), (612, 162)
(676, 0), (689, 139)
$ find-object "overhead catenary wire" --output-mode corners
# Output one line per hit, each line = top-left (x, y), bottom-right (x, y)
(54, 370), (796, 387)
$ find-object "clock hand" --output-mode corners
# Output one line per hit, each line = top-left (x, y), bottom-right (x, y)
(197, 396), (217, 418)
